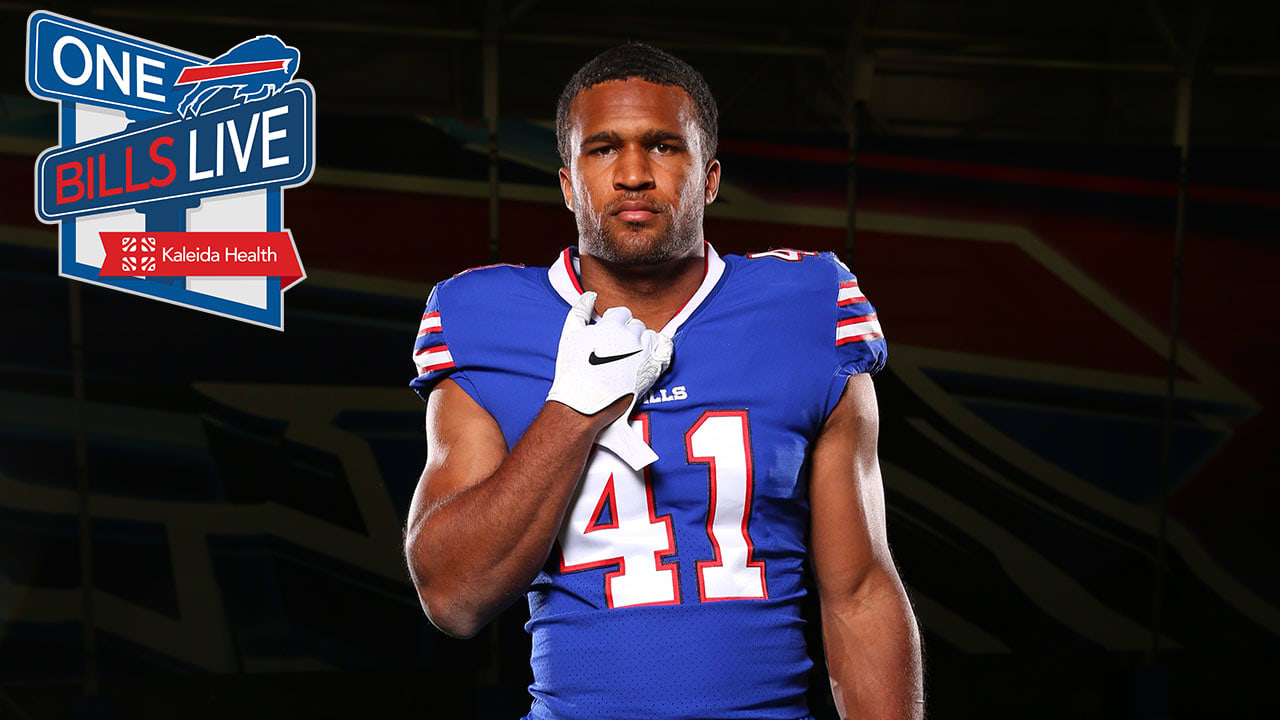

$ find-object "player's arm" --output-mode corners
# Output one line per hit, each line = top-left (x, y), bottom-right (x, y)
(404, 292), (671, 638)
(810, 373), (924, 720)
(404, 378), (626, 638)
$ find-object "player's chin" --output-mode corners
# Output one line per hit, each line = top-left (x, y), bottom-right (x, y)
(611, 215), (660, 235)
(602, 230), (676, 265)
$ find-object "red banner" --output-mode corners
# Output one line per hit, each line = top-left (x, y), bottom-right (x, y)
(99, 231), (303, 288)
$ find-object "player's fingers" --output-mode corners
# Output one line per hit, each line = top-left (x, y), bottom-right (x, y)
(643, 330), (672, 362)
(566, 291), (596, 330)
(600, 306), (634, 327)
(652, 332), (674, 367)
(624, 317), (647, 339)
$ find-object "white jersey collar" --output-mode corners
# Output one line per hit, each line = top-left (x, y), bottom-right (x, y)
(548, 242), (725, 338)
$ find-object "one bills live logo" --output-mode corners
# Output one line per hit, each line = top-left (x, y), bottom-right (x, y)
(25, 10), (315, 330)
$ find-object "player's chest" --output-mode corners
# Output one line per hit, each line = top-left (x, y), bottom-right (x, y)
(551, 367), (816, 608)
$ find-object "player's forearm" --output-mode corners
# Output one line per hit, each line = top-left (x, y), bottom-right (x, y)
(821, 566), (924, 720)
(406, 400), (608, 637)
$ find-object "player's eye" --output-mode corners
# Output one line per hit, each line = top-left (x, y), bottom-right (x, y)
(653, 143), (675, 154)
(587, 146), (615, 156)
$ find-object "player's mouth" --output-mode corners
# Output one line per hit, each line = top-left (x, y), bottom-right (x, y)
(613, 200), (659, 223)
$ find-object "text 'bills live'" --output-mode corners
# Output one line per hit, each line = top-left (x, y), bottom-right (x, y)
(36, 84), (312, 220)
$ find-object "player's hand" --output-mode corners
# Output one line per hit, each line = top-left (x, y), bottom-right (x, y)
(547, 291), (672, 417)
(546, 292), (673, 468)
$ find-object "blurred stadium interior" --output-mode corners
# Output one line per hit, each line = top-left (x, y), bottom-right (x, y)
(0, 1), (1277, 717)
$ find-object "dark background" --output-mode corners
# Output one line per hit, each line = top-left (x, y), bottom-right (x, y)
(1, 1), (1277, 718)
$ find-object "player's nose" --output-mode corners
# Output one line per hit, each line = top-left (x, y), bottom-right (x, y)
(612, 144), (655, 191)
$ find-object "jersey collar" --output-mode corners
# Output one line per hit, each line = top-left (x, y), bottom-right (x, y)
(548, 242), (726, 338)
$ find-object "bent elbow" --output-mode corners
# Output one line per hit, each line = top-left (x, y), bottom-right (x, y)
(414, 584), (485, 639)
(404, 531), (481, 637)
(429, 608), (485, 640)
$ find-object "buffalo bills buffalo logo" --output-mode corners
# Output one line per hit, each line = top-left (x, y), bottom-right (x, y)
(176, 35), (300, 117)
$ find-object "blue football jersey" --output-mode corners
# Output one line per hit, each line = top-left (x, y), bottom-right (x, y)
(410, 244), (886, 720)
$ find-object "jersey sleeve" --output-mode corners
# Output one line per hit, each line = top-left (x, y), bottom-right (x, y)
(821, 252), (887, 414)
(830, 256), (886, 376)
(408, 283), (481, 405)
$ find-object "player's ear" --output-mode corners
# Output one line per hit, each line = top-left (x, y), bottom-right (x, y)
(559, 167), (575, 212)
(704, 158), (721, 205)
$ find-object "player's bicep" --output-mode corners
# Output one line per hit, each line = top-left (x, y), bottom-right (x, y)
(809, 373), (895, 603)
(408, 378), (507, 527)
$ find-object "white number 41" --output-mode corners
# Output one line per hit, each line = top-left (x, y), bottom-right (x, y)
(558, 411), (768, 608)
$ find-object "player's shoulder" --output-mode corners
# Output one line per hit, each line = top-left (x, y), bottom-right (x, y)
(431, 261), (535, 298)
(424, 260), (548, 313)
(724, 247), (851, 292)
(411, 261), (545, 392)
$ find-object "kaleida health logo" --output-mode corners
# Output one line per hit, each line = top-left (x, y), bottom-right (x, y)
(119, 236), (156, 272)
(97, 232), (302, 282)
(26, 11), (315, 330)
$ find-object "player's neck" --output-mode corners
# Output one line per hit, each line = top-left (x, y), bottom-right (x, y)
(578, 245), (706, 332)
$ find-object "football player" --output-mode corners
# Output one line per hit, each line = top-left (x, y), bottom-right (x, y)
(404, 43), (923, 720)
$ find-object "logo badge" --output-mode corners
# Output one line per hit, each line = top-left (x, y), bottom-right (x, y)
(26, 11), (316, 330)
(588, 349), (642, 365)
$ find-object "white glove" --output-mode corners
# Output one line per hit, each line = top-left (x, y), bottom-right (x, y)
(546, 291), (673, 469)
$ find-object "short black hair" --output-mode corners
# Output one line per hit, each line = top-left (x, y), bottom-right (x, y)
(555, 43), (718, 167)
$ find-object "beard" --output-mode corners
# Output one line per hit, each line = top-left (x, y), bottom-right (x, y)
(575, 186), (703, 266)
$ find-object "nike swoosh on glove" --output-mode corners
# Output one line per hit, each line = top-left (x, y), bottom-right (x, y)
(546, 291), (674, 470)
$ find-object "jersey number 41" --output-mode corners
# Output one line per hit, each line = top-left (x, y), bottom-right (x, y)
(558, 411), (768, 608)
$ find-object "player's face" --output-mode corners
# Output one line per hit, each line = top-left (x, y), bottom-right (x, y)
(560, 79), (720, 266)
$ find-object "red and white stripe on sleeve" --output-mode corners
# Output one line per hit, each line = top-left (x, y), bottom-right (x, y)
(837, 279), (867, 306)
(417, 311), (442, 338)
(414, 346), (455, 374)
(836, 313), (883, 345)
(412, 310), (455, 376)
(835, 278), (882, 345)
